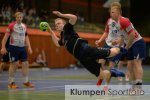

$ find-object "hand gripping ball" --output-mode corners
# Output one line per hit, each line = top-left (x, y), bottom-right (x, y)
(39, 22), (49, 31)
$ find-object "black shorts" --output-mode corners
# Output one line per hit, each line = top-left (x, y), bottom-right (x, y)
(79, 44), (110, 77)
(66, 38), (110, 77)
(120, 52), (127, 61)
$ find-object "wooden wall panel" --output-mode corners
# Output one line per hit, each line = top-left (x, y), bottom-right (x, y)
(28, 35), (76, 68)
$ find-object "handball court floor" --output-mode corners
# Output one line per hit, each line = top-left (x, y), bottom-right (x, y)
(0, 66), (150, 100)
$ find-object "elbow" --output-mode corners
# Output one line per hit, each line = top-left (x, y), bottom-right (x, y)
(73, 15), (77, 21)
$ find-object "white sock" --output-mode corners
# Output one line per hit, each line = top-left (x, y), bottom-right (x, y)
(136, 79), (142, 83)
(8, 77), (14, 84)
(24, 77), (29, 83)
(131, 80), (136, 84)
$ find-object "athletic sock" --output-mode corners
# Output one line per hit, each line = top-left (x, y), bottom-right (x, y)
(134, 79), (142, 85)
(8, 77), (15, 84)
(24, 76), (29, 83)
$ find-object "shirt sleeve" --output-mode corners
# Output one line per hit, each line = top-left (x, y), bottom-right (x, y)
(120, 18), (134, 35)
(6, 23), (13, 35)
(104, 19), (110, 33)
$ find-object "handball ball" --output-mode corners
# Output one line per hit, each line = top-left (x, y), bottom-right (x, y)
(39, 22), (49, 31)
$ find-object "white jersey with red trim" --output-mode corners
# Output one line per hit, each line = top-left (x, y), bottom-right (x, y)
(6, 22), (27, 47)
(105, 16), (142, 47)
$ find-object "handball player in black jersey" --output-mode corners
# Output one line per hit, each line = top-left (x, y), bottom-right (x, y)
(47, 11), (126, 85)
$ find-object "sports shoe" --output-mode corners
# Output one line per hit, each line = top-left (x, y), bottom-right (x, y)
(8, 82), (19, 89)
(96, 79), (103, 86)
(23, 82), (34, 88)
(110, 68), (125, 77)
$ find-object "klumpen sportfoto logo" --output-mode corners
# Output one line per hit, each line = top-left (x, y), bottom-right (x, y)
(69, 86), (144, 97)
(65, 85), (149, 100)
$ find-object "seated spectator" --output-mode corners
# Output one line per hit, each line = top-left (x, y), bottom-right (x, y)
(35, 54), (48, 67)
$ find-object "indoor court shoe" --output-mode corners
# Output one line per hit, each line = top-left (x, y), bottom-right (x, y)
(8, 82), (19, 89)
(96, 79), (103, 86)
(110, 68), (125, 77)
(23, 82), (34, 88)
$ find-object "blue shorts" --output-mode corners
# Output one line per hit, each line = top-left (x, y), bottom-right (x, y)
(103, 43), (123, 63)
(9, 45), (28, 62)
(127, 39), (146, 60)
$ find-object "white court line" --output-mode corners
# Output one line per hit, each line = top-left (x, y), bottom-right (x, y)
(0, 80), (95, 86)
(36, 82), (94, 90)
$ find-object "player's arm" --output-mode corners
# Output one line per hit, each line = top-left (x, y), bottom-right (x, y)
(120, 18), (135, 49)
(25, 34), (32, 54)
(95, 19), (109, 47)
(1, 29), (10, 55)
(125, 31), (134, 49)
(47, 26), (60, 47)
(95, 32), (108, 46)
(52, 11), (77, 25)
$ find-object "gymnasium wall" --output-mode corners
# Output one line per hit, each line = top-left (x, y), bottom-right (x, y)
(1, 26), (150, 67)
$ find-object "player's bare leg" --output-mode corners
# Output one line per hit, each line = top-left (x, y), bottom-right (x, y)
(127, 60), (136, 84)
(98, 59), (106, 69)
(0, 62), (6, 73)
(109, 47), (120, 57)
(103, 70), (111, 85)
(22, 61), (29, 83)
(8, 62), (18, 88)
(22, 61), (34, 87)
(96, 69), (111, 86)
(133, 59), (143, 85)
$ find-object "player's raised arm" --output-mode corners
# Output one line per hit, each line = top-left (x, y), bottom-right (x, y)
(47, 24), (60, 47)
(52, 11), (77, 25)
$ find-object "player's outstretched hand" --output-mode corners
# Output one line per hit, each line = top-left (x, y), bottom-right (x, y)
(95, 40), (101, 47)
(52, 11), (62, 17)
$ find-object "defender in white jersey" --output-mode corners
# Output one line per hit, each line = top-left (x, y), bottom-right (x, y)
(103, 2), (145, 85)
(95, 2), (128, 82)
(96, 17), (129, 81)
(95, 17), (126, 68)
(1, 12), (34, 89)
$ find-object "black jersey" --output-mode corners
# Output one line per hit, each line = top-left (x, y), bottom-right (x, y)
(58, 23), (88, 59)
(58, 23), (110, 77)
(58, 23), (79, 46)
